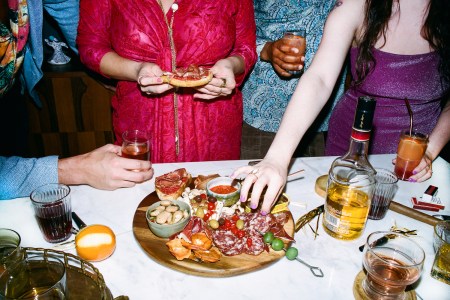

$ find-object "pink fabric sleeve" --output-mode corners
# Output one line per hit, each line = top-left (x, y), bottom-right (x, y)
(77, 0), (112, 77)
(229, 0), (257, 87)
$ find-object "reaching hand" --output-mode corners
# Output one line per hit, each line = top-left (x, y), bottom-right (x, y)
(59, 144), (154, 190)
(230, 158), (288, 215)
(193, 59), (236, 100)
(137, 62), (173, 95)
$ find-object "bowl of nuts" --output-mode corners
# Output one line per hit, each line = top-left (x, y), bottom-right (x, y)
(146, 200), (191, 238)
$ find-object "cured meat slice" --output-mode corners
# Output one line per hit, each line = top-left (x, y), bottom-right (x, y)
(244, 235), (267, 256)
(212, 230), (245, 256)
(155, 168), (191, 200)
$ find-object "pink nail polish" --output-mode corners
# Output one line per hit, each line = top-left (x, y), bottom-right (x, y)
(260, 211), (268, 216)
(408, 178), (416, 183)
(412, 170), (417, 175)
(157, 78), (162, 83)
(250, 203), (257, 209)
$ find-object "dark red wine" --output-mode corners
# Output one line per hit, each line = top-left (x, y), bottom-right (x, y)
(35, 212), (72, 243)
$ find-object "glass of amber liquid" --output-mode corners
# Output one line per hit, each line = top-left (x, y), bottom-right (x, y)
(121, 130), (150, 161)
(282, 29), (306, 75)
(362, 231), (425, 299)
(394, 129), (428, 180)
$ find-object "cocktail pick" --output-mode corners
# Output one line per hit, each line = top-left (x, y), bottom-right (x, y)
(404, 98), (413, 136)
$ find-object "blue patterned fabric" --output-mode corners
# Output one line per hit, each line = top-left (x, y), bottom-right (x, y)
(21, 0), (79, 106)
(242, 0), (347, 132)
(0, 156), (58, 200)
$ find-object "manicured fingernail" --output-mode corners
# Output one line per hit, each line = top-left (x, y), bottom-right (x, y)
(260, 210), (268, 216)
(412, 170), (417, 175)
(157, 78), (162, 83)
(240, 196), (246, 202)
(250, 203), (258, 209)
(292, 48), (299, 54)
(408, 178), (416, 183)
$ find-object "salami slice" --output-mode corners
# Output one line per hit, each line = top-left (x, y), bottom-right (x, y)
(212, 230), (245, 256)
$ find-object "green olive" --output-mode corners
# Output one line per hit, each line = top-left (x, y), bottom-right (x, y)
(209, 219), (219, 229)
(263, 232), (275, 244)
(271, 238), (284, 251)
(236, 219), (244, 230)
(285, 247), (298, 260)
(195, 208), (205, 218)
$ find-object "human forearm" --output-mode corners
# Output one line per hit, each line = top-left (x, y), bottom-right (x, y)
(427, 99), (450, 160)
(222, 56), (245, 75)
(0, 156), (58, 200)
(58, 144), (154, 190)
(99, 52), (144, 81)
(265, 71), (334, 165)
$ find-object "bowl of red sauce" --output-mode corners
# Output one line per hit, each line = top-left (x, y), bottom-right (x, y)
(206, 177), (241, 207)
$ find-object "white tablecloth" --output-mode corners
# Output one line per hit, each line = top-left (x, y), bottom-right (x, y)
(1, 154), (449, 299)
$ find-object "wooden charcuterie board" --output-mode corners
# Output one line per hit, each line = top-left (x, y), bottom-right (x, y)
(132, 188), (295, 277)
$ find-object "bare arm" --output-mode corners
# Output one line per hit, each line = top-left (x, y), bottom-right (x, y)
(58, 144), (154, 190)
(409, 97), (450, 182)
(232, 0), (364, 213)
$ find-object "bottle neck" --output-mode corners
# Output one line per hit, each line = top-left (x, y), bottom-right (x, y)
(344, 129), (370, 158)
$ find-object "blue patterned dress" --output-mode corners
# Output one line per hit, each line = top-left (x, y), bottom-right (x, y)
(242, 0), (347, 133)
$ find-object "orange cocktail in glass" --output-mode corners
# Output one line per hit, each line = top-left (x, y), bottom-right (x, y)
(394, 130), (428, 180)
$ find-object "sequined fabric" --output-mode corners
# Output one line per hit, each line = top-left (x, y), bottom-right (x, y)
(326, 48), (449, 155)
(77, 0), (256, 163)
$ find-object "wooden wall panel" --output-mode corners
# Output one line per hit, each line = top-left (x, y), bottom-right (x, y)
(27, 65), (115, 158)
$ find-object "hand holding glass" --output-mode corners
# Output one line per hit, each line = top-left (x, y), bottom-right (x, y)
(121, 130), (150, 161)
(282, 29), (306, 75)
(394, 130), (428, 180)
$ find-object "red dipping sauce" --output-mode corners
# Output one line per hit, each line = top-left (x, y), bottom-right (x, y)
(210, 185), (237, 194)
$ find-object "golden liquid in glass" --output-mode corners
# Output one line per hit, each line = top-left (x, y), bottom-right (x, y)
(431, 243), (450, 284)
(323, 183), (370, 240)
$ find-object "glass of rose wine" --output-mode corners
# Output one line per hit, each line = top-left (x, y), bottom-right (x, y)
(362, 231), (425, 299)
(121, 130), (150, 161)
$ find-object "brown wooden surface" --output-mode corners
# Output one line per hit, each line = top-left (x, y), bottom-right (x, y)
(27, 63), (115, 158)
(132, 191), (295, 277)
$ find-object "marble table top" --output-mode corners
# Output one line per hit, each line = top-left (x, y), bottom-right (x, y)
(1, 154), (449, 299)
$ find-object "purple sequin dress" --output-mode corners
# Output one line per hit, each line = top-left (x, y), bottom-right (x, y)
(326, 48), (449, 155)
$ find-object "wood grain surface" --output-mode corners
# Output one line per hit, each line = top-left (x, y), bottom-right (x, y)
(132, 190), (295, 277)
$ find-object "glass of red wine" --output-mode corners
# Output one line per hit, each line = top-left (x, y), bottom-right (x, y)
(362, 231), (425, 299)
(30, 184), (72, 243)
(121, 130), (150, 161)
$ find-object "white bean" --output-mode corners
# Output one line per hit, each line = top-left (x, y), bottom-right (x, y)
(156, 211), (171, 224)
(165, 205), (179, 213)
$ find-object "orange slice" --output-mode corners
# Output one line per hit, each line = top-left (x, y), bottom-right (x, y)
(75, 224), (116, 262)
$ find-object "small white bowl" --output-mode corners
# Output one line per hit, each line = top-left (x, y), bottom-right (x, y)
(146, 200), (191, 238)
(206, 177), (241, 207)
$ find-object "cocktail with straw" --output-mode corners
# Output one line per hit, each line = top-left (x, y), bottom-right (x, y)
(394, 99), (429, 180)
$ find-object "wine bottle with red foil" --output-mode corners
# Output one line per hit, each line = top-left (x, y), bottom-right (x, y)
(323, 96), (377, 240)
